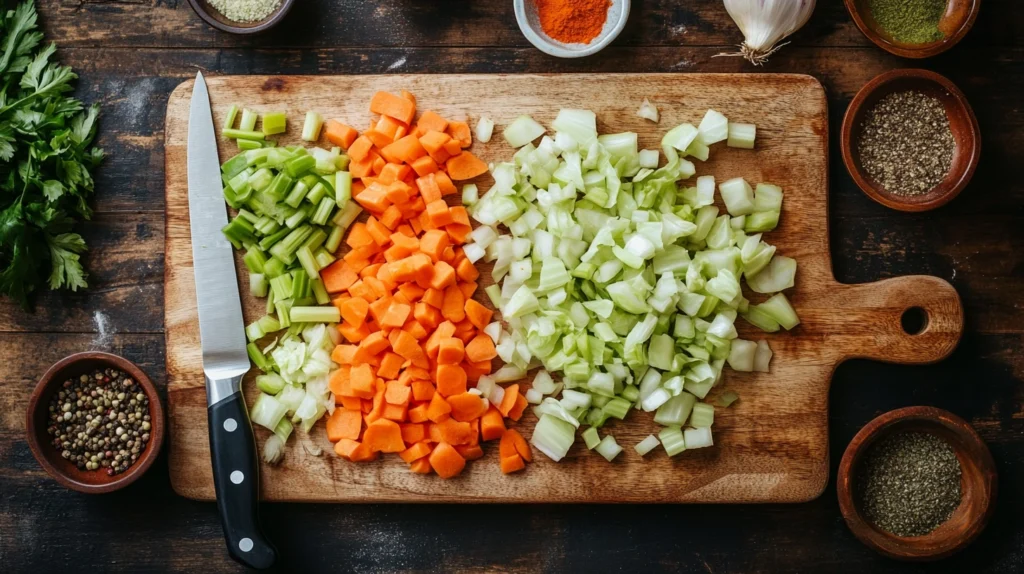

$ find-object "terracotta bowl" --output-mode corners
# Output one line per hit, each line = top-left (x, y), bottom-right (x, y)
(837, 406), (996, 561)
(845, 0), (980, 58)
(187, 0), (295, 34)
(26, 352), (165, 494)
(840, 69), (980, 212)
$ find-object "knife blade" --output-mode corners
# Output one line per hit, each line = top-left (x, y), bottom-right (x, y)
(188, 71), (276, 570)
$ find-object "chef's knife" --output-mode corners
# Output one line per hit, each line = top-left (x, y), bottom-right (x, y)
(188, 71), (276, 570)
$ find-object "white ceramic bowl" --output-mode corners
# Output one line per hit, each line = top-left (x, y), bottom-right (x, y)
(514, 0), (631, 58)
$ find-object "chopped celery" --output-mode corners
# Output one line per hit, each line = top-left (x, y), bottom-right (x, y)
(530, 414), (576, 462)
(503, 115), (546, 148)
(250, 393), (287, 431)
(256, 372), (286, 394)
(239, 108), (258, 132)
(634, 434), (661, 456)
(637, 98), (659, 123)
(715, 391), (740, 408)
(223, 104), (240, 131)
(302, 111), (324, 142)
(659, 427), (686, 457)
(246, 320), (265, 342)
(754, 340), (773, 372)
(250, 273), (268, 298)
(690, 403), (715, 428)
(223, 128), (266, 141)
(595, 435), (623, 462)
(262, 111), (287, 136)
(684, 427), (713, 449)
(582, 427), (601, 449)
(653, 392), (696, 426)
(757, 293), (800, 329)
(289, 306), (340, 324)
(247, 342), (268, 371)
(335, 171), (352, 206)
(697, 109), (729, 145)
(727, 123), (756, 149)
(237, 139), (262, 151)
(462, 183), (479, 206)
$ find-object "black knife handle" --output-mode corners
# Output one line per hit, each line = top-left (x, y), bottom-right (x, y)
(208, 388), (277, 570)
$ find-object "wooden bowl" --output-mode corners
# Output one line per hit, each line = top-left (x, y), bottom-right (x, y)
(844, 0), (980, 58)
(840, 69), (980, 212)
(187, 0), (295, 34)
(837, 406), (996, 561)
(25, 352), (165, 494)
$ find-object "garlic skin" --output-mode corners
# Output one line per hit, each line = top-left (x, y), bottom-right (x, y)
(721, 0), (817, 65)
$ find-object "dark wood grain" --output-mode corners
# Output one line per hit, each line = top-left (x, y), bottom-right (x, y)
(1, 0), (1022, 571)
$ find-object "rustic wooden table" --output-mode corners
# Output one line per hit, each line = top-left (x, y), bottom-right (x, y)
(1, 1), (1021, 572)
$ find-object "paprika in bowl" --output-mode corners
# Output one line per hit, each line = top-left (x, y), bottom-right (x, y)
(514, 0), (631, 58)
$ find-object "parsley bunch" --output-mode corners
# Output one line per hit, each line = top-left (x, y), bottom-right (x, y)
(0, 1), (102, 308)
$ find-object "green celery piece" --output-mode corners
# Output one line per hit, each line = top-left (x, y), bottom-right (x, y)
(223, 104), (240, 131)
(325, 224), (344, 254)
(222, 217), (257, 248)
(247, 342), (268, 371)
(302, 111), (324, 142)
(266, 172), (295, 200)
(310, 277), (331, 305)
(262, 111), (287, 136)
(283, 179), (311, 208)
(285, 155), (316, 177)
(290, 269), (311, 300)
(243, 246), (268, 274)
(237, 139), (262, 151)
(310, 196), (335, 226)
(335, 171), (352, 205)
(223, 128), (266, 141)
(221, 153), (250, 177)
(290, 306), (340, 323)
(296, 247), (320, 280)
(239, 109), (258, 131)
(259, 227), (291, 252)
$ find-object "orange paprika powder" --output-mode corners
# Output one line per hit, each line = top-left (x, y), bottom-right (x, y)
(535, 0), (611, 45)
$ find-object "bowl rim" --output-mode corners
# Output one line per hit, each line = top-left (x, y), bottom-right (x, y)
(843, 0), (981, 59)
(840, 68), (981, 212)
(837, 406), (997, 561)
(514, 0), (631, 59)
(25, 351), (165, 494)
(187, 0), (295, 35)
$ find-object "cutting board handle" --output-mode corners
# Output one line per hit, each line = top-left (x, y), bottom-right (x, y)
(827, 276), (963, 365)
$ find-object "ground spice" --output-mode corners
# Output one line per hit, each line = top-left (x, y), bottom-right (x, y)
(855, 431), (962, 537)
(47, 368), (152, 475)
(208, 0), (281, 24)
(535, 0), (611, 45)
(856, 90), (955, 197)
(868, 0), (948, 44)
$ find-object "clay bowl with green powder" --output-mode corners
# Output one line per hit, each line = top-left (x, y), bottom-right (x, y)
(837, 407), (996, 561)
(188, 0), (295, 34)
(845, 0), (980, 58)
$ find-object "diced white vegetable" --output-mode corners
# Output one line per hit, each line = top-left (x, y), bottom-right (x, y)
(719, 177), (756, 216)
(475, 116), (494, 143)
(503, 115), (546, 148)
(638, 149), (660, 168)
(637, 98), (659, 123)
(754, 340), (773, 373)
(727, 122), (756, 149)
(727, 339), (757, 372)
(697, 109), (729, 145)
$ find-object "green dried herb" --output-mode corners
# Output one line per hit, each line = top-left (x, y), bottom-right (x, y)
(868, 0), (948, 45)
(855, 431), (962, 537)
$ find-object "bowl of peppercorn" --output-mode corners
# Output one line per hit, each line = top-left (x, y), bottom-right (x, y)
(841, 68), (981, 212)
(26, 352), (165, 494)
(845, 0), (980, 58)
(837, 406), (997, 561)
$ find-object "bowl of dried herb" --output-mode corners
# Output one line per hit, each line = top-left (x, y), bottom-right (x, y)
(845, 0), (980, 58)
(841, 68), (980, 212)
(837, 406), (996, 561)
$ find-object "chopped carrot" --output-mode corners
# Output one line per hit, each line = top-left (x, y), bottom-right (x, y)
(464, 299), (492, 330)
(434, 171), (458, 196)
(385, 380), (411, 405)
(426, 392), (452, 423)
(381, 134), (427, 164)
(370, 91), (416, 124)
(498, 383), (519, 417)
(436, 337), (465, 365)
(428, 442), (466, 479)
(446, 120), (472, 148)
(508, 393), (529, 421)
(500, 454), (525, 474)
(504, 428), (532, 462)
(454, 444), (484, 460)
(408, 402), (430, 423)
(411, 380), (435, 402)
(338, 297), (370, 328)
(326, 408), (363, 442)
(465, 333), (497, 363)
(321, 261), (359, 293)
(480, 406), (505, 441)
(363, 419), (406, 453)
(441, 285), (466, 322)
(446, 151), (488, 180)
(435, 363), (467, 397)
(409, 457), (432, 474)
(325, 120), (359, 149)
(418, 110), (449, 133)
(380, 302), (412, 329)
(335, 439), (378, 462)
(410, 155), (439, 177)
(446, 392), (488, 422)
(378, 352), (404, 379)
(399, 441), (432, 464)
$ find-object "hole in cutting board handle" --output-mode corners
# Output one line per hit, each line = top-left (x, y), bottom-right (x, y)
(901, 306), (929, 335)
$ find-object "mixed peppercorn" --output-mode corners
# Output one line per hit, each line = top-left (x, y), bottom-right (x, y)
(46, 368), (152, 476)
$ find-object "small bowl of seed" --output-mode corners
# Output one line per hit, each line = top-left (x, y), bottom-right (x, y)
(25, 352), (165, 494)
(841, 68), (980, 212)
(837, 406), (997, 561)
(187, 0), (295, 34)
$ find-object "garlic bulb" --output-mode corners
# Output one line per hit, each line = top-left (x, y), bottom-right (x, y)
(720, 0), (816, 65)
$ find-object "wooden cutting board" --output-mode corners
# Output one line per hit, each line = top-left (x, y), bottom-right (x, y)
(164, 74), (963, 503)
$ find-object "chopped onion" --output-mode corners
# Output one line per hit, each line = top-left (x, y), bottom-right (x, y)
(637, 98), (659, 123)
(475, 116), (494, 143)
